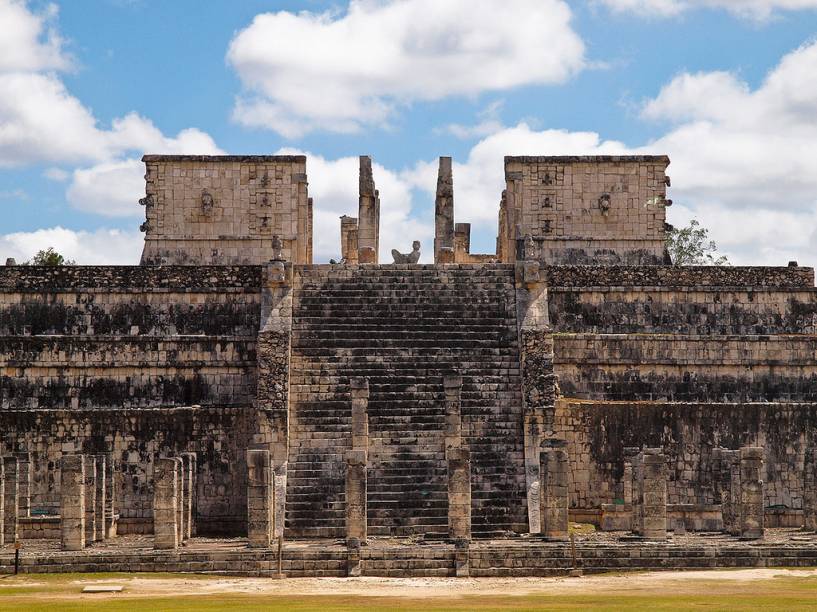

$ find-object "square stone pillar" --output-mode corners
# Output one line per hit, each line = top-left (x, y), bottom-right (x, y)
(60, 454), (85, 551)
(641, 448), (668, 541)
(345, 450), (368, 545)
(630, 452), (644, 535)
(454, 538), (470, 578)
(153, 458), (179, 550)
(350, 378), (370, 452)
(804, 447), (817, 531)
(727, 450), (742, 536)
(623, 447), (639, 507)
(444, 375), (463, 450)
(105, 453), (117, 539)
(173, 457), (184, 543)
(16, 452), (31, 521)
(739, 447), (765, 540)
(247, 449), (272, 548)
(83, 455), (97, 545)
(3, 456), (19, 544)
(447, 447), (472, 541)
(434, 156), (454, 263)
(94, 455), (106, 541)
(180, 453), (196, 539)
(357, 156), (380, 264)
(340, 216), (359, 264)
(273, 461), (287, 541)
(539, 439), (569, 541)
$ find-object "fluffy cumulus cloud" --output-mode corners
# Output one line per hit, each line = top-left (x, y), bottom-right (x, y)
(278, 149), (433, 263)
(598, 0), (817, 19)
(413, 40), (817, 266)
(0, 0), (221, 220)
(227, 0), (585, 137)
(0, 226), (143, 264)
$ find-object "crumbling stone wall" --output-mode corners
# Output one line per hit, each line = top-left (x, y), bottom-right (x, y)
(500, 156), (671, 265)
(139, 155), (312, 265)
(554, 401), (817, 512)
(0, 406), (255, 535)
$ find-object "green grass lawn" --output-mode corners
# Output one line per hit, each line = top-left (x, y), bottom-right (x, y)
(2, 573), (817, 611)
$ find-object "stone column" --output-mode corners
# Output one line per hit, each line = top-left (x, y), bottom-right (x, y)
(16, 452), (31, 521)
(623, 447), (639, 508)
(94, 455), (106, 541)
(719, 450), (739, 535)
(173, 457), (184, 543)
(641, 448), (667, 541)
(739, 447), (765, 540)
(153, 458), (179, 550)
(3, 456), (19, 544)
(357, 156), (380, 264)
(517, 260), (557, 534)
(340, 216), (359, 264)
(60, 454), (85, 551)
(345, 450), (368, 544)
(454, 223), (471, 263)
(0, 460), (5, 546)
(804, 447), (817, 531)
(105, 453), (117, 538)
(247, 449), (272, 548)
(84, 455), (97, 545)
(346, 377), (369, 551)
(180, 453), (196, 540)
(631, 451), (644, 535)
(447, 447), (471, 541)
(434, 156), (455, 263)
(444, 375), (463, 450)
(539, 439), (569, 541)
(272, 461), (286, 541)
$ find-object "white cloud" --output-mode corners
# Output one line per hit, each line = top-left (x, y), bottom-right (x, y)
(0, 0), (69, 72)
(227, 0), (585, 137)
(0, 0), (222, 220)
(412, 40), (817, 267)
(0, 226), (143, 265)
(598, 0), (817, 19)
(278, 149), (433, 263)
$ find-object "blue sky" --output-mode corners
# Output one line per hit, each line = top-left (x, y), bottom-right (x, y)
(1, 0), (816, 265)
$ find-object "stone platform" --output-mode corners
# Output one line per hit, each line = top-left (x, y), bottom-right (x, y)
(2, 530), (817, 578)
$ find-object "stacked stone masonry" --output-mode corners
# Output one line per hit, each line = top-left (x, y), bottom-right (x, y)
(1, 152), (817, 577)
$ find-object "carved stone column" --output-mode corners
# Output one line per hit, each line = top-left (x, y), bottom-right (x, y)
(346, 378), (369, 556)
(540, 439), (569, 541)
(247, 449), (272, 548)
(517, 260), (556, 533)
(0, 460), (5, 546)
(94, 455), (106, 541)
(258, 259), (292, 540)
(357, 156), (380, 263)
(631, 451), (644, 535)
(60, 454), (85, 551)
(83, 455), (97, 546)
(340, 215), (359, 264)
(447, 447), (472, 542)
(804, 447), (817, 531)
(640, 448), (667, 541)
(105, 453), (117, 539)
(173, 457), (184, 543)
(720, 449), (741, 535)
(3, 456), (19, 544)
(434, 156), (455, 263)
(16, 452), (31, 522)
(180, 452), (196, 539)
(739, 447), (765, 540)
(153, 458), (179, 550)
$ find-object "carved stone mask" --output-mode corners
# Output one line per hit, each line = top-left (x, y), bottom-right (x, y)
(201, 190), (214, 214)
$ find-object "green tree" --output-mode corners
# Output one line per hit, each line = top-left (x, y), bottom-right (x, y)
(25, 247), (76, 266)
(666, 219), (729, 266)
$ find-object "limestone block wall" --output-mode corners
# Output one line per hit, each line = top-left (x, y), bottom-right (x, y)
(0, 407), (257, 535)
(500, 157), (670, 264)
(554, 334), (817, 402)
(0, 266), (261, 410)
(139, 155), (312, 265)
(555, 400), (817, 511)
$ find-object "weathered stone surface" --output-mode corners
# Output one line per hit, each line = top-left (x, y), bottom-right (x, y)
(153, 458), (179, 550)
(246, 449), (272, 548)
(60, 454), (85, 551)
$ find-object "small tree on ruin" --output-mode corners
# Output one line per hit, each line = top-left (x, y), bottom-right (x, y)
(666, 219), (729, 266)
(24, 247), (76, 266)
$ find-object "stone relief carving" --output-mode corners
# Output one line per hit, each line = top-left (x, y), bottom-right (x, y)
(201, 190), (214, 216)
(599, 194), (611, 216)
(138, 195), (154, 208)
(271, 234), (284, 261)
(391, 241), (421, 264)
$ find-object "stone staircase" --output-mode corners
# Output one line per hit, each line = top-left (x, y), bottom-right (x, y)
(286, 264), (527, 538)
